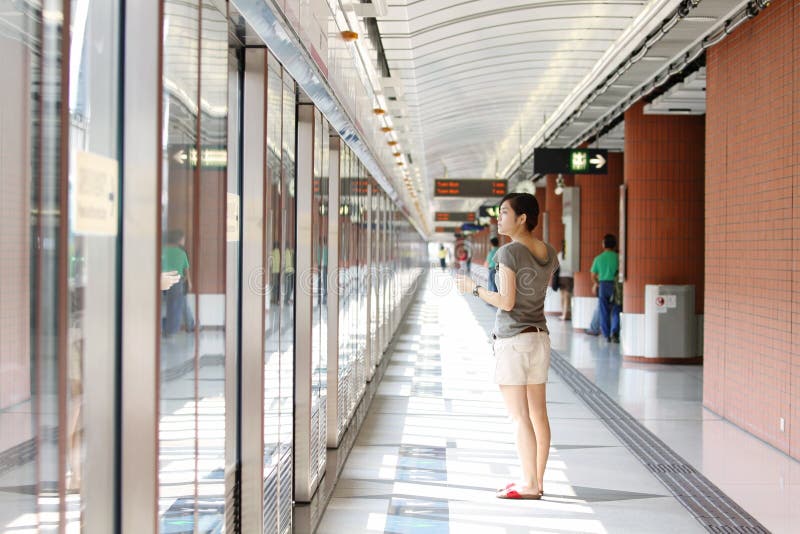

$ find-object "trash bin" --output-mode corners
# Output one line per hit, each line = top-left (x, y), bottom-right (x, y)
(644, 285), (696, 359)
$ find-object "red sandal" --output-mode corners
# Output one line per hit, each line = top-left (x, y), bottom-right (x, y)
(496, 483), (542, 500)
(497, 482), (544, 497)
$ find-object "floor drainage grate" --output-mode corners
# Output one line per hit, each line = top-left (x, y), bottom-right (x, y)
(550, 351), (769, 534)
(646, 463), (697, 475)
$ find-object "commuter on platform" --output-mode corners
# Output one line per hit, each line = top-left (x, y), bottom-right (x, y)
(591, 234), (621, 343)
(485, 236), (500, 292)
(456, 247), (468, 273)
(557, 248), (573, 321)
(438, 244), (447, 271)
(456, 192), (555, 500)
(161, 229), (193, 336)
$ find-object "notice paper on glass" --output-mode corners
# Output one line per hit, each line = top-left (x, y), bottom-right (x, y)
(73, 151), (119, 236)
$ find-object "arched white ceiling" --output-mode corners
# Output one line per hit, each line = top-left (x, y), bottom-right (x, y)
(375, 0), (748, 223)
(378, 0), (648, 183)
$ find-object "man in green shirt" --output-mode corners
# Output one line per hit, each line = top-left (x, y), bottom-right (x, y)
(162, 229), (193, 336)
(590, 234), (620, 342)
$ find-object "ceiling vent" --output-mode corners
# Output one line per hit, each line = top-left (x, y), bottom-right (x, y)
(644, 67), (706, 115)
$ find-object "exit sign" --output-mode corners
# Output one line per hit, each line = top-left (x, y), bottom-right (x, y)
(534, 148), (608, 174)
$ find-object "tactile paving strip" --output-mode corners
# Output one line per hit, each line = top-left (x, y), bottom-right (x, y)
(550, 351), (769, 534)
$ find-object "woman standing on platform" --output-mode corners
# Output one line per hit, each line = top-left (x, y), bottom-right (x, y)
(457, 192), (555, 500)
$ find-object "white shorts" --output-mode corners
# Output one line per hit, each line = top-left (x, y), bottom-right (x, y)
(493, 332), (551, 385)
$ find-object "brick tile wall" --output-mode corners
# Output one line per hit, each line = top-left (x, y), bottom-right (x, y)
(623, 101), (705, 314)
(574, 152), (624, 297)
(704, 0), (798, 458)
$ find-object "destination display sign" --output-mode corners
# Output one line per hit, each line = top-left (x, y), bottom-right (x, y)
(340, 178), (370, 195)
(533, 148), (608, 174)
(434, 179), (507, 197)
(435, 212), (475, 223)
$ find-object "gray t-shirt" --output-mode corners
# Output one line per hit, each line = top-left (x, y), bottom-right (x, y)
(493, 241), (558, 338)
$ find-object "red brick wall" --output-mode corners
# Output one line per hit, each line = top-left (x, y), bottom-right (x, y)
(704, 0), (799, 458)
(623, 101), (705, 314)
(574, 152), (624, 297)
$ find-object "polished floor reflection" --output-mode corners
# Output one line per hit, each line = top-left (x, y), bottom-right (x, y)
(317, 270), (799, 533)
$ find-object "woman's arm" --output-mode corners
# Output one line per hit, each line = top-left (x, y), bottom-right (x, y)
(456, 264), (516, 311)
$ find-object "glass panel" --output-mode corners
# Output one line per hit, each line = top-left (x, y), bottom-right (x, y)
(195, 0), (228, 529)
(310, 111), (329, 471)
(0, 2), (63, 531)
(159, 0), (200, 530)
(279, 73), (296, 457)
(337, 146), (351, 420)
(311, 111), (326, 412)
(66, 0), (121, 530)
(264, 56), (282, 471)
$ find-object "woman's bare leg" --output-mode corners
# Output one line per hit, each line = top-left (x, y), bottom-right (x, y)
(526, 383), (550, 493)
(499, 385), (539, 493)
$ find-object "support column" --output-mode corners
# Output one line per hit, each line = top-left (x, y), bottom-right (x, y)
(544, 173), (572, 315)
(622, 100), (705, 361)
(571, 152), (624, 330)
(533, 186), (546, 241)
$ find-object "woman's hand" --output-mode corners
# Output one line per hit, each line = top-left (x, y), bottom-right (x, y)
(454, 274), (475, 295)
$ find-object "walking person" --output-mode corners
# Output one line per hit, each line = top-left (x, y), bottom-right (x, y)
(438, 244), (447, 271)
(591, 234), (621, 342)
(456, 192), (555, 500)
(557, 248), (573, 321)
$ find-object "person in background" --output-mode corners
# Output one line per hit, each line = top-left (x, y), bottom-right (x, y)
(556, 248), (573, 321)
(456, 247), (468, 273)
(486, 236), (500, 292)
(591, 234), (620, 343)
(438, 244), (447, 271)
(162, 229), (192, 336)
(456, 192), (554, 500)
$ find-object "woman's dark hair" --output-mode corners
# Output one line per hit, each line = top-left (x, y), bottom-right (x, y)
(603, 234), (617, 249)
(498, 192), (539, 232)
(490, 236), (499, 246)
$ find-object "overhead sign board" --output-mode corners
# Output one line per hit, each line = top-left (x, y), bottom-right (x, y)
(533, 148), (608, 174)
(435, 179), (507, 197)
(435, 212), (475, 223)
(340, 178), (370, 195)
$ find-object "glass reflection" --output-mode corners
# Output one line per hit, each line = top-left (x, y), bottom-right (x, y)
(65, 0), (121, 530)
(158, 0), (230, 531)
(159, 1), (199, 531)
(1, 2), (60, 532)
(264, 56), (282, 473)
(194, 0), (229, 529)
(279, 73), (296, 462)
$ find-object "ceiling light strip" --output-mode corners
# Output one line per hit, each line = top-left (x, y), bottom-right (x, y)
(232, 0), (428, 238)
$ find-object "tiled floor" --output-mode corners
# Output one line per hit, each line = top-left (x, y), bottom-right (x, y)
(316, 271), (800, 533)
